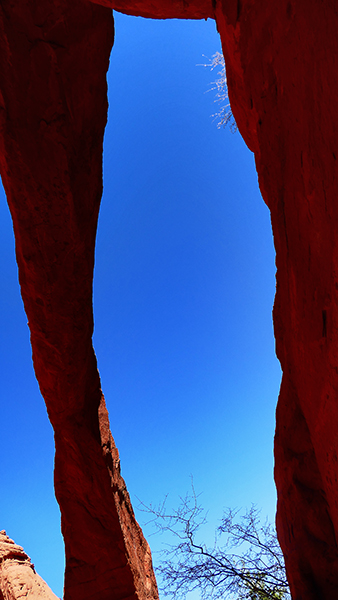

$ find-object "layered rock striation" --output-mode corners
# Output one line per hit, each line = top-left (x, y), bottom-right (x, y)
(2, 0), (338, 599)
(0, 531), (59, 600)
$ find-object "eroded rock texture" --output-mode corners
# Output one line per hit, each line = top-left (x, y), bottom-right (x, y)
(214, 2), (338, 598)
(0, 531), (59, 600)
(0, 2), (158, 600)
(2, 0), (338, 599)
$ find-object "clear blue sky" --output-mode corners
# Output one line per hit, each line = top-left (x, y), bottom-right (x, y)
(0, 13), (281, 599)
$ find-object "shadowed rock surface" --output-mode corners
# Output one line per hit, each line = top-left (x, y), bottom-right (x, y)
(1, 0), (338, 599)
(213, 2), (338, 598)
(0, 531), (59, 600)
(0, 2), (158, 599)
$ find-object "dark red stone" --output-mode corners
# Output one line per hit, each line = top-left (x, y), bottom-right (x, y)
(94, 0), (213, 19)
(2, 0), (338, 598)
(214, 1), (338, 597)
(0, 2), (158, 599)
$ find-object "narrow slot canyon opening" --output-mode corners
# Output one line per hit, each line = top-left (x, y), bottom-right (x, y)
(0, 9), (281, 599)
(93, 11), (281, 568)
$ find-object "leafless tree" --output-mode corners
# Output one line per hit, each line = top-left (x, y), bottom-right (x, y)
(139, 484), (290, 600)
(204, 52), (237, 133)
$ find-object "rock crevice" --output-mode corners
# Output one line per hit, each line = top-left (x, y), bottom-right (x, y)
(2, 0), (338, 599)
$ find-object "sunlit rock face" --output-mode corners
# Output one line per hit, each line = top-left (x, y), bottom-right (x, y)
(1, 0), (338, 598)
(0, 531), (59, 600)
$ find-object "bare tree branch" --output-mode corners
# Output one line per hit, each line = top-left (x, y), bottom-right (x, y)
(138, 482), (290, 600)
(201, 52), (238, 133)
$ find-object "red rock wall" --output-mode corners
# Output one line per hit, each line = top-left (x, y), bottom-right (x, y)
(0, 2), (158, 600)
(215, 1), (338, 598)
(2, 0), (338, 598)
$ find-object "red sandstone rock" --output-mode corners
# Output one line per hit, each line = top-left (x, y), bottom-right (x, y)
(0, 531), (59, 600)
(118, 0), (211, 20)
(214, 1), (338, 598)
(0, 2), (158, 600)
(2, 0), (338, 598)
(93, 0), (213, 19)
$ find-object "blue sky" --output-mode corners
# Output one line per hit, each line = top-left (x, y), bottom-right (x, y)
(0, 13), (281, 598)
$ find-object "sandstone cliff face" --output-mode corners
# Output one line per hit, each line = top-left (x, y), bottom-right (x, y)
(0, 2), (158, 600)
(0, 531), (59, 600)
(214, 2), (338, 597)
(2, 0), (338, 599)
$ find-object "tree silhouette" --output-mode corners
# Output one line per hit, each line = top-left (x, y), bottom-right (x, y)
(140, 485), (290, 600)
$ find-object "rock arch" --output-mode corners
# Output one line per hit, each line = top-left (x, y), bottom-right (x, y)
(1, 1), (338, 599)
